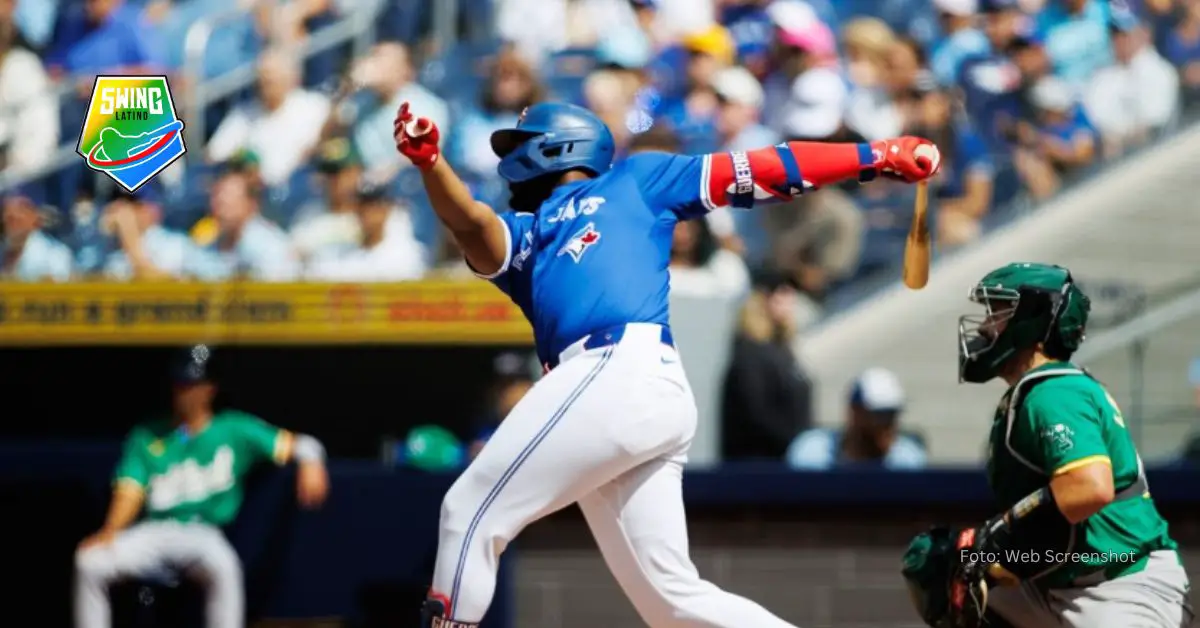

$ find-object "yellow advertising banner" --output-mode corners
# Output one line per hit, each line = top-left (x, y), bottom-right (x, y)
(0, 281), (532, 346)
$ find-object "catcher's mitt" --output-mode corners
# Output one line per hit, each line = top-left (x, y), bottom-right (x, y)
(901, 526), (991, 628)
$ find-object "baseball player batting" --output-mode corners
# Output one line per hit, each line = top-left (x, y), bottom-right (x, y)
(74, 346), (330, 628)
(902, 263), (1193, 628)
(393, 100), (940, 628)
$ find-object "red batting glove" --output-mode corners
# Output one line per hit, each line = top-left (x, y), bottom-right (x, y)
(393, 101), (441, 171)
(871, 136), (942, 183)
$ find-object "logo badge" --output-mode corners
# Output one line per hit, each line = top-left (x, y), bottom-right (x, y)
(77, 75), (186, 192)
(559, 222), (601, 262)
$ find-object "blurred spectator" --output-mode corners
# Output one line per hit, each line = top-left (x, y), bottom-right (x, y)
(1013, 76), (1097, 200)
(0, 0), (59, 176)
(304, 180), (427, 282)
(1, 186), (72, 281)
(468, 352), (537, 460)
(1166, 0), (1200, 106)
(842, 18), (905, 140)
(668, 213), (750, 298)
(44, 0), (164, 86)
(1083, 18), (1179, 159)
(13, 0), (56, 50)
(1036, 0), (1113, 88)
(333, 42), (448, 183)
(192, 171), (302, 281)
(762, 188), (864, 302)
(101, 184), (216, 280)
(586, 27), (656, 151)
(721, 269), (812, 461)
(1179, 357), (1200, 464)
(786, 367), (927, 470)
(958, 0), (1026, 148)
(291, 137), (365, 261)
(712, 66), (779, 150)
(765, 13), (844, 140)
(902, 74), (994, 247)
(656, 24), (736, 153)
(495, 0), (570, 63)
(207, 48), (331, 187)
(720, 0), (776, 78)
(429, 225), (475, 279)
(930, 0), (990, 86)
(447, 46), (545, 183)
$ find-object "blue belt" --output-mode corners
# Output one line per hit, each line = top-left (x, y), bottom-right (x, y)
(544, 324), (675, 371)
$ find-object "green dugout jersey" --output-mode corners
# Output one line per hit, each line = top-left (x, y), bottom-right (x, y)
(114, 410), (293, 527)
(986, 362), (1178, 588)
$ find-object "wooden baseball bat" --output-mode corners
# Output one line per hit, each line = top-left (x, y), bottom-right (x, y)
(902, 181), (931, 290)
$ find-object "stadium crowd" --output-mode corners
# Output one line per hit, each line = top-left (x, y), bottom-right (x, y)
(0, 0), (1196, 308)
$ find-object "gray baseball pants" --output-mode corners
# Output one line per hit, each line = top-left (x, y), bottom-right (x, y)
(989, 550), (1194, 628)
(74, 520), (243, 628)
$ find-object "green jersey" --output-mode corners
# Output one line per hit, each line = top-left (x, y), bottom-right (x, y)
(986, 362), (1178, 588)
(115, 410), (291, 527)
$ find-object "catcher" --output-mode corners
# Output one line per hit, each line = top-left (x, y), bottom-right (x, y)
(902, 263), (1193, 628)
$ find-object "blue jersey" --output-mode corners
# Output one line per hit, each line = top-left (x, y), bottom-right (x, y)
(480, 153), (714, 365)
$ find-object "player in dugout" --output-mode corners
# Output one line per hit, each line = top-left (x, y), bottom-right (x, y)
(73, 345), (330, 628)
(903, 263), (1193, 628)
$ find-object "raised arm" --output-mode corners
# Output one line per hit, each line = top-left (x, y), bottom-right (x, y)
(393, 103), (509, 276)
(628, 137), (941, 219)
(701, 138), (940, 210)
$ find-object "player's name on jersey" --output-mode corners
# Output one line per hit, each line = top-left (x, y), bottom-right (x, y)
(0, 281), (530, 346)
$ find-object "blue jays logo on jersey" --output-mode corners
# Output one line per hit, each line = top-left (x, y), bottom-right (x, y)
(559, 222), (601, 262)
(547, 196), (606, 224)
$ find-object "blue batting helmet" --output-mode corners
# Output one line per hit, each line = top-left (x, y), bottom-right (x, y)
(490, 103), (616, 183)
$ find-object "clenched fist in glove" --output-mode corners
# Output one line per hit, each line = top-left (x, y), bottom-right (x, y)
(871, 136), (941, 183)
(393, 102), (440, 171)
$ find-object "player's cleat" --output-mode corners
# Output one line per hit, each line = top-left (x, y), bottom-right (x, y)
(420, 598), (477, 628)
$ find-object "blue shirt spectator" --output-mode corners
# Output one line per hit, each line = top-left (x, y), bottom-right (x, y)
(1, 188), (73, 282)
(957, 52), (1023, 149)
(14, 0), (58, 50)
(930, 0), (991, 86)
(721, 0), (775, 78)
(787, 368), (928, 470)
(1165, 0), (1200, 102)
(1036, 0), (1113, 87)
(44, 0), (163, 76)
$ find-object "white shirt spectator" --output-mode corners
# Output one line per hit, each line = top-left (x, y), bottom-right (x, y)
(0, 47), (60, 175)
(774, 66), (847, 139)
(1083, 45), (1179, 148)
(1, 230), (72, 281)
(669, 249), (750, 299)
(305, 211), (427, 281)
(291, 211), (361, 261)
(207, 89), (331, 186)
(844, 84), (904, 141)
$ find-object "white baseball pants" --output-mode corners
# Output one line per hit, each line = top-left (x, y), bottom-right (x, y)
(430, 323), (799, 627)
(74, 520), (244, 628)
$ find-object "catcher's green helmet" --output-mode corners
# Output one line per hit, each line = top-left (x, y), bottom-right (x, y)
(958, 263), (1091, 384)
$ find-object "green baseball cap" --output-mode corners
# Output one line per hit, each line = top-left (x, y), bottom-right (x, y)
(401, 425), (464, 472)
(316, 136), (362, 173)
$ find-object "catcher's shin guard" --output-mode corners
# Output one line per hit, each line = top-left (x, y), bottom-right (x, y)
(420, 597), (478, 628)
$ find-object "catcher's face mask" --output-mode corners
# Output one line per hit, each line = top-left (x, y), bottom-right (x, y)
(958, 284), (1021, 384)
